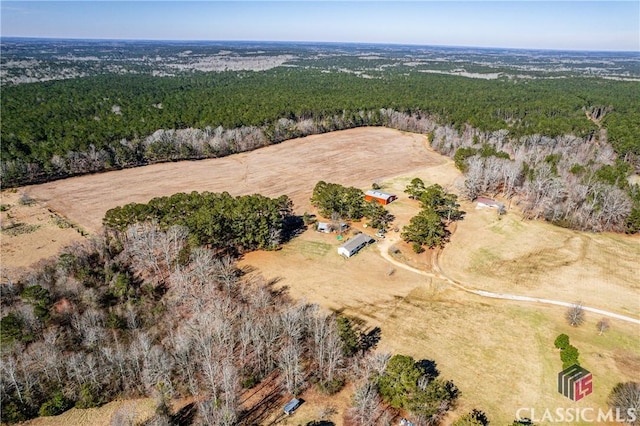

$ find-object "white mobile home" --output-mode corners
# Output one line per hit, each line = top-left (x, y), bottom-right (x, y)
(338, 233), (374, 258)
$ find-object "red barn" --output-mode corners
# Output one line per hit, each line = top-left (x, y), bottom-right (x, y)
(365, 190), (397, 205)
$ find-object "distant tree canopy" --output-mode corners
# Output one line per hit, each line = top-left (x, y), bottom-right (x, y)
(2, 68), (639, 186)
(103, 191), (294, 252)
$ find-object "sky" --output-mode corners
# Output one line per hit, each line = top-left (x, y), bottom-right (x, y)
(1, 1), (639, 51)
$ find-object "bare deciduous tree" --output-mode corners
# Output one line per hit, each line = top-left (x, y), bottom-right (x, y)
(348, 381), (383, 426)
(566, 302), (586, 327)
(608, 382), (640, 426)
(279, 340), (304, 395)
(597, 318), (610, 335)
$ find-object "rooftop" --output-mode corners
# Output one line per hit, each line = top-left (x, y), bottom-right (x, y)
(340, 233), (374, 252)
(365, 190), (395, 200)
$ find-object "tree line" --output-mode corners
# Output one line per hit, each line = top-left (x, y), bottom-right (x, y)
(2, 68), (638, 234)
(374, 110), (639, 233)
(3, 68), (638, 187)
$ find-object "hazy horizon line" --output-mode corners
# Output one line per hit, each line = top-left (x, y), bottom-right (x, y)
(2, 35), (638, 54)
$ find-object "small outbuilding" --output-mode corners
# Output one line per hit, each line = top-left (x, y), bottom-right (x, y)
(338, 233), (374, 258)
(316, 222), (331, 233)
(476, 197), (503, 209)
(365, 190), (397, 205)
(283, 398), (301, 415)
(317, 222), (349, 233)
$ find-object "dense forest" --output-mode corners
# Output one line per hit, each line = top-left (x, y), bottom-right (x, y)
(2, 68), (639, 187)
(2, 66), (639, 234)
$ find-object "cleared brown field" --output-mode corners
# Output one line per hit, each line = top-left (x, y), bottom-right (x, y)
(25, 127), (441, 233)
(440, 204), (640, 318)
(0, 190), (85, 278)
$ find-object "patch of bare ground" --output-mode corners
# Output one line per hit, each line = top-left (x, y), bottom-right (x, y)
(250, 379), (354, 426)
(1, 190), (85, 278)
(24, 127), (443, 233)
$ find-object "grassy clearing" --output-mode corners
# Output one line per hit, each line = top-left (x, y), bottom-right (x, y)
(289, 240), (333, 258)
(244, 225), (639, 424)
(440, 205), (640, 316)
(1, 222), (41, 236)
(374, 288), (640, 424)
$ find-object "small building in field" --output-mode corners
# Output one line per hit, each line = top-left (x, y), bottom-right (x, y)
(365, 190), (397, 205)
(317, 222), (349, 233)
(338, 233), (374, 258)
(317, 222), (331, 233)
(476, 197), (503, 209)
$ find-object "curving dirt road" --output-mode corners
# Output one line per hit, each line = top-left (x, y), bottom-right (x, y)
(376, 236), (640, 325)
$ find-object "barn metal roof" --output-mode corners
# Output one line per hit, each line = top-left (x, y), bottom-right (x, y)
(365, 190), (395, 200)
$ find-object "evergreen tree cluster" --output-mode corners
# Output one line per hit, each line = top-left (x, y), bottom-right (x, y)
(103, 191), (295, 252)
(554, 334), (580, 369)
(377, 354), (460, 423)
(310, 181), (393, 228)
(401, 181), (464, 250)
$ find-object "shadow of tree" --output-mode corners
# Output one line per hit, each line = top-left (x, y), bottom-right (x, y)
(170, 402), (196, 426)
(415, 359), (439, 380)
(359, 326), (381, 354)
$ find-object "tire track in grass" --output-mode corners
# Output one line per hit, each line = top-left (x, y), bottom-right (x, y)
(377, 236), (640, 325)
